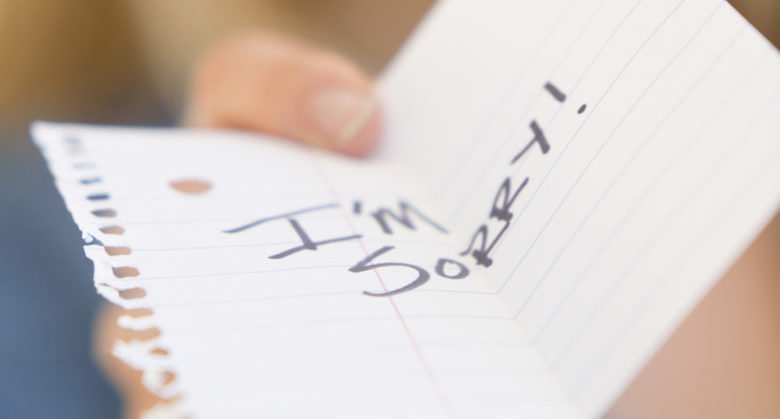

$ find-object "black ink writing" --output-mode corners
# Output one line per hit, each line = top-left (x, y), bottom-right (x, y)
(461, 177), (529, 267)
(435, 258), (469, 279)
(370, 200), (448, 235)
(269, 218), (362, 259)
(511, 120), (550, 164)
(349, 246), (431, 297)
(223, 203), (339, 234)
(544, 81), (567, 103)
(224, 202), (361, 259)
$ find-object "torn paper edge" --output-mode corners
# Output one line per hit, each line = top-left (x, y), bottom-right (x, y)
(31, 121), (189, 415)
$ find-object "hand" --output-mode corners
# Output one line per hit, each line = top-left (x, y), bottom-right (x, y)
(185, 31), (381, 156)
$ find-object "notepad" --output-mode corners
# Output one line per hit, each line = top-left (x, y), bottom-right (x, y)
(33, 0), (780, 417)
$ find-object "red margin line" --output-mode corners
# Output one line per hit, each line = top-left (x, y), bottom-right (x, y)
(309, 152), (456, 418)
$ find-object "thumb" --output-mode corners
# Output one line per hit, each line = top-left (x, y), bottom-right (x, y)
(185, 32), (380, 156)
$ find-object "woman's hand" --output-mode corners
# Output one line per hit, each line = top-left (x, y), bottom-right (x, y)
(185, 31), (381, 156)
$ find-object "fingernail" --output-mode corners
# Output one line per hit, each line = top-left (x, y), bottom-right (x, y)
(306, 87), (376, 148)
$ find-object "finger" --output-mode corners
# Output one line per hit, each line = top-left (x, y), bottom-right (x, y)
(185, 32), (380, 156)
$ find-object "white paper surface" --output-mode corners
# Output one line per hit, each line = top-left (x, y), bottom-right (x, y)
(33, 0), (780, 417)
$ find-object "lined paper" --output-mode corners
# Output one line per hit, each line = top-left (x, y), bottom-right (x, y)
(381, 0), (780, 415)
(34, 0), (780, 417)
(36, 126), (578, 418)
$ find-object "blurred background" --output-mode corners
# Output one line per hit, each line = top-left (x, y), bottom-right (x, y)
(0, 1), (777, 418)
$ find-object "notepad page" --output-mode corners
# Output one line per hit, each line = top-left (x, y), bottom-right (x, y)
(380, 0), (780, 416)
(34, 124), (580, 418)
(33, 0), (780, 418)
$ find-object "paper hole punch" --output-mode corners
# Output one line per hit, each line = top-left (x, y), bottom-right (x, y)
(87, 193), (110, 201)
(100, 225), (125, 235)
(113, 266), (140, 278)
(73, 162), (96, 169)
(126, 308), (154, 318)
(104, 246), (132, 256)
(169, 178), (212, 195)
(118, 287), (147, 300)
(79, 177), (102, 185)
(92, 208), (117, 218)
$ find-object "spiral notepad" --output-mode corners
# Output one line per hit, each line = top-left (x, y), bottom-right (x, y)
(34, 0), (780, 417)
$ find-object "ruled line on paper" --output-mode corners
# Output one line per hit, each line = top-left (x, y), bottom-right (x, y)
(502, 0), (726, 313)
(570, 101), (780, 397)
(102, 261), (484, 283)
(529, 26), (755, 343)
(152, 290), (515, 310)
(127, 286), (519, 306)
(416, 288), (498, 295)
(167, 313), (519, 336)
(152, 290), (360, 308)
(175, 358), (547, 375)
(131, 241), (303, 252)
(84, 213), (349, 226)
(492, 0), (688, 293)
(131, 238), (462, 253)
(172, 343), (540, 359)
(222, 202), (340, 233)
(96, 264), (352, 282)
(59, 191), (336, 201)
(550, 81), (780, 376)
